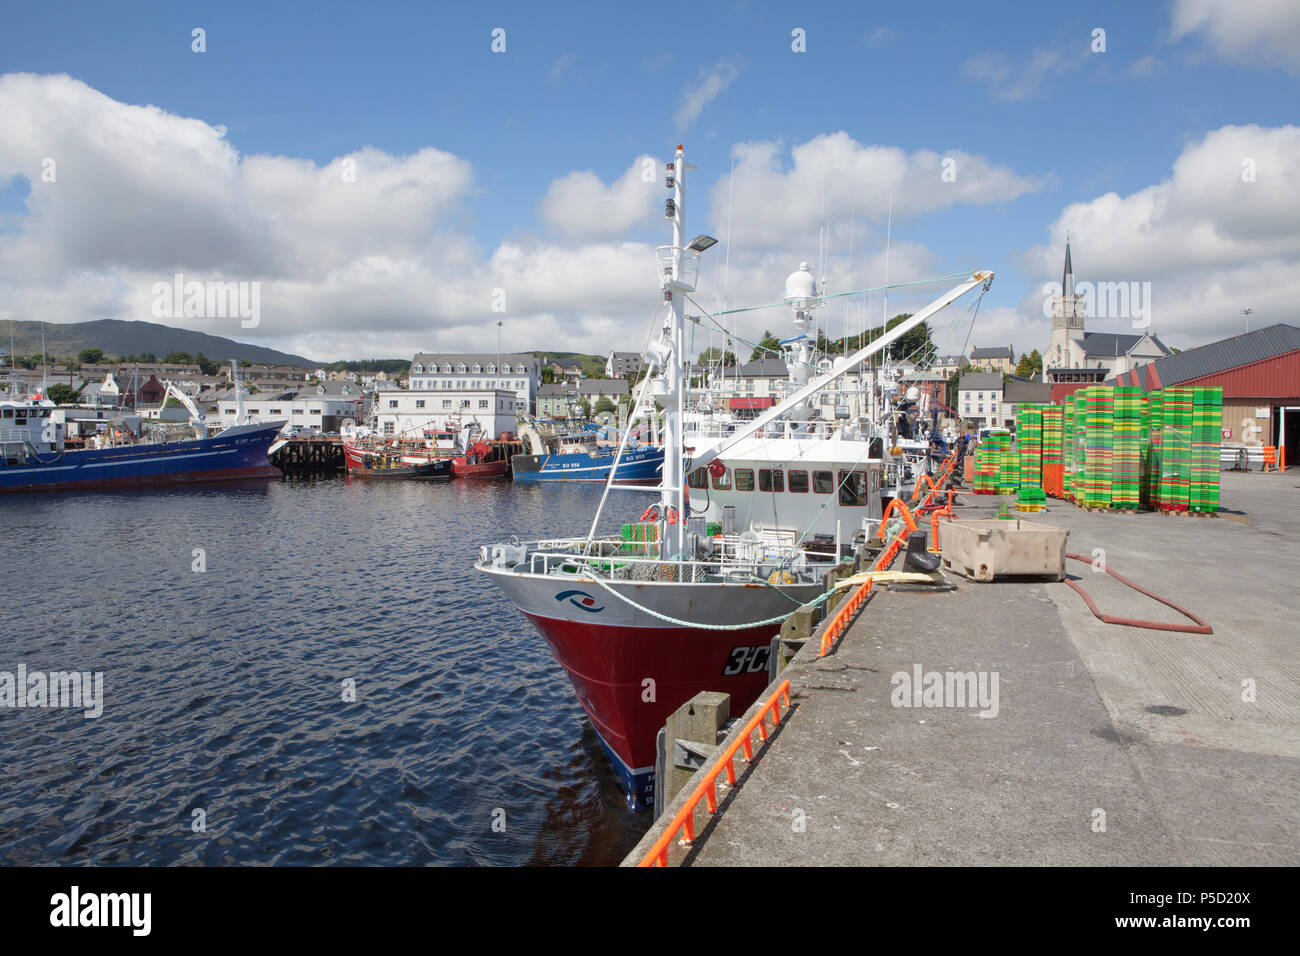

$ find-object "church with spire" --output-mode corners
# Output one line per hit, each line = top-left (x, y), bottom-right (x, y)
(1044, 237), (1171, 384)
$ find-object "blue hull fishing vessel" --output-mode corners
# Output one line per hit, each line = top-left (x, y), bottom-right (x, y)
(1, 377), (283, 494)
(510, 444), (663, 484)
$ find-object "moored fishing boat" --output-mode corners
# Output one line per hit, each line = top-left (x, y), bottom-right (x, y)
(0, 373), (284, 494)
(477, 144), (993, 806)
(346, 448), (451, 479)
(452, 438), (508, 478)
(511, 419), (663, 484)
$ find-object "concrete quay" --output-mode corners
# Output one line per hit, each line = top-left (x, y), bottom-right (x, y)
(625, 471), (1300, 866)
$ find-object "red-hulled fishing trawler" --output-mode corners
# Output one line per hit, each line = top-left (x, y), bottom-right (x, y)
(477, 144), (993, 807)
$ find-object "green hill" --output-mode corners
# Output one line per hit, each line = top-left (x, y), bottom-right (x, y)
(1, 319), (315, 367)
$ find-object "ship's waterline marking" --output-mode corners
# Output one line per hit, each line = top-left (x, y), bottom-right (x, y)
(890, 664), (999, 718)
(0, 664), (104, 718)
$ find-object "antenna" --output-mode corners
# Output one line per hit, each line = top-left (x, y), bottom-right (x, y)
(882, 194), (893, 370)
(845, 198), (855, 358)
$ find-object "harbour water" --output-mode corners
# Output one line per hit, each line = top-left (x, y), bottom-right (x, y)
(0, 478), (652, 865)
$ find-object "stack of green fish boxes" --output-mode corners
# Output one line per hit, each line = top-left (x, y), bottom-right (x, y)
(1016, 405), (1043, 489)
(1062, 398), (1075, 499)
(1076, 387), (1115, 508)
(996, 430), (1019, 494)
(1042, 404), (1064, 497)
(1143, 388), (1164, 506)
(1139, 391), (1154, 504)
(973, 436), (996, 493)
(1190, 386), (1223, 513)
(975, 429), (1013, 494)
(1150, 387), (1194, 510)
(1112, 386), (1143, 509)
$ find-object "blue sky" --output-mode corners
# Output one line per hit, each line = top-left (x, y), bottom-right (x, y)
(1, 0), (1297, 361)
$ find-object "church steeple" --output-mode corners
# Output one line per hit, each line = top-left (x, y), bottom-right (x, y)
(1048, 235), (1085, 372)
(1062, 234), (1074, 299)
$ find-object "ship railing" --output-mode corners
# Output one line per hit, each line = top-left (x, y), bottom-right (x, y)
(518, 531), (818, 584)
(686, 418), (853, 441)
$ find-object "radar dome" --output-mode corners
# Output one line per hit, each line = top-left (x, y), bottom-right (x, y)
(906, 386), (920, 402)
(784, 262), (818, 309)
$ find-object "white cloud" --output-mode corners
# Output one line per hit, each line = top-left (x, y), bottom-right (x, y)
(963, 47), (1083, 101)
(1129, 55), (1161, 77)
(1020, 124), (1300, 347)
(1171, 0), (1300, 73)
(865, 27), (893, 49)
(548, 53), (573, 86)
(673, 57), (745, 131)
(536, 156), (659, 240)
(0, 73), (665, 360)
(0, 74), (1051, 366)
(707, 132), (1045, 251)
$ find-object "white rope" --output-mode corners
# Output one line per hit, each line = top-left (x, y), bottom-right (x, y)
(583, 570), (839, 630)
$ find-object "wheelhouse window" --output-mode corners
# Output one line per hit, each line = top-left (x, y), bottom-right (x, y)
(838, 470), (868, 506)
(734, 468), (755, 491)
(711, 467), (731, 490)
(758, 468), (784, 493)
(788, 469), (809, 493)
(688, 468), (708, 489)
(812, 470), (834, 494)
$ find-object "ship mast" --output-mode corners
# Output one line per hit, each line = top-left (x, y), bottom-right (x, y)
(660, 145), (687, 557)
(646, 145), (719, 558)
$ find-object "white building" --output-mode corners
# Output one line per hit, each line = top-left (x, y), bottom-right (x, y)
(216, 395), (361, 433)
(407, 353), (540, 414)
(606, 351), (644, 379)
(957, 372), (1005, 429)
(375, 388), (523, 440)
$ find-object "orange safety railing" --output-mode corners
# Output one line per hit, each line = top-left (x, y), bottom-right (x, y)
(880, 496), (919, 534)
(818, 454), (957, 658)
(638, 679), (793, 867)
(910, 473), (938, 502)
(818, 497), (916, 656)
(929, 499), (954, 552)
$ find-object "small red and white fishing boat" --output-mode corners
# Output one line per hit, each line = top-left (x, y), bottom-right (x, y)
(452, 438), (508, 479)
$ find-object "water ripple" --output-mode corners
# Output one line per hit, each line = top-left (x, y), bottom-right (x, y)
(0, 478), (650, 865)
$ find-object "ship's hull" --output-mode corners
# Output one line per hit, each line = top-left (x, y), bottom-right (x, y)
(0, 422), (284, 494)
(510, 447), (663, 484)
(480, 565), (820, 808)
(452, 457), (508, 479)
(347, 458), (451, 480)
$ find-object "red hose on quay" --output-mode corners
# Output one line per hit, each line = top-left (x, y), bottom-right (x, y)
(1062, 552), (1212, 634)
